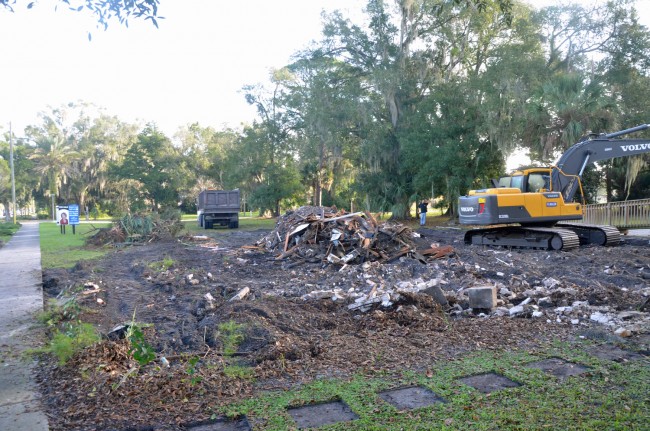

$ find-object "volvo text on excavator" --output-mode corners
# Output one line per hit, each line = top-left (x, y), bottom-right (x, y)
(458, 124), (650, 250)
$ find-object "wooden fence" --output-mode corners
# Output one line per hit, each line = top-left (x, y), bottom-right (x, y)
(580, 198), (650, 229)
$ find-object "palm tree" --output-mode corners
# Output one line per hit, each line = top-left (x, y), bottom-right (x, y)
(30, 136), (78, 201)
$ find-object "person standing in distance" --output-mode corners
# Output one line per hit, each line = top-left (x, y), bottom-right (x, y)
(417, 201), (428, 226)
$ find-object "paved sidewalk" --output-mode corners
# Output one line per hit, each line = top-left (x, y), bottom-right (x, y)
(0, 221), (49, 431)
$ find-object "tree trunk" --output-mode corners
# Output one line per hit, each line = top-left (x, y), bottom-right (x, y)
(314, 177), (322, 207)
(605, 163), (613, 201)
(2, 201), (10, 222)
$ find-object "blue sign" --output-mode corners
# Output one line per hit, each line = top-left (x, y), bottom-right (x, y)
(68, 204), (80, 225)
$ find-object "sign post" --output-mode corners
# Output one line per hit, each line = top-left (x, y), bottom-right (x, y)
(68, 204), (79, 234)
(56, 204), (79, 234)
(56, 205), (69, 234)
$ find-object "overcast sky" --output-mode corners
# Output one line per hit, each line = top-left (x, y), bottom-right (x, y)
(0, 0), (648, 139)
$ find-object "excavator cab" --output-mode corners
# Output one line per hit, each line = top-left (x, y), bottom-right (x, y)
(462, 168), (580, 227)
(494, 169), (550, 193)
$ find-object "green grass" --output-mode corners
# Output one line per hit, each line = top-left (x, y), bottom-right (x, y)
(0, 221), (20, 244)
(182, 210), (453, 235)
(217, 320), (245, 356)
(219, 343), (649, 430)
(39, 222), (111, 269)
(182, 214), (277, 234)
(148, 256), (175, 271)
(223, 364), (255, 380)
(27, 321), (101, 365)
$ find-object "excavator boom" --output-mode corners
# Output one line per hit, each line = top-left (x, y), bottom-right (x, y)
(553, 124), (650, 202)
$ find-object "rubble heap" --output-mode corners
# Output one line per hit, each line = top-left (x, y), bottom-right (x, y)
(256, 206), (453, 265)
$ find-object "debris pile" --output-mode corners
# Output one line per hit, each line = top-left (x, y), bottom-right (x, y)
(257, 206), (454, 265)
(86, 213), (184, 246)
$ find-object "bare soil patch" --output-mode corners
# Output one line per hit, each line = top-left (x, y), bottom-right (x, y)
(36, 223), (650, 430)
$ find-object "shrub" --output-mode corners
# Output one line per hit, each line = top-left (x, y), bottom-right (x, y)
(49, 323), (101, 365)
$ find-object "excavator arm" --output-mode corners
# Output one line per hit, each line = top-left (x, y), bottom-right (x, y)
(552, 124), (650, 202)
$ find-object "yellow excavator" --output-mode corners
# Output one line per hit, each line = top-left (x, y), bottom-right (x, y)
(459, 123), (650, 250)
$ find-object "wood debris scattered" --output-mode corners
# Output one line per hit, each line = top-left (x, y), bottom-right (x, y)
(256, 206), (454, 265)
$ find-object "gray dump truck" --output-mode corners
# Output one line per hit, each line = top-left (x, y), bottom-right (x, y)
(197, 189), (240, 229)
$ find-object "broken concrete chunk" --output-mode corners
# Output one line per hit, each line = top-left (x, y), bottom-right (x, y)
(327, 254), (342, 264)
(301, 290), (336, 301)
(468, 286), (497, 310)
(421, 284), (449, 308)
(542, 277), (560, 289)
(590, 312), (611, 325)
(555, 306), (573, 314)
(395, 281), (414, 290)
(229, 287), (250, 301)
(204, 292), (216, 309)
(341, 250), (359, 263)
(509, 304), (534, 318)
(618, 311), (644, 320)
(348, 296), (382, 311)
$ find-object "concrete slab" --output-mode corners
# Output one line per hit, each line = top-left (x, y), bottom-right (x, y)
(468, 286), (497, 310)
(185, 416), (251, 430)
(586, 345), (645, 362)
(458, 372), (521, 394)
(0, 222), (49, 431)
(288, 400), (359, 429)
(379, 386), (445, 410)
(525, 358), (589, 379)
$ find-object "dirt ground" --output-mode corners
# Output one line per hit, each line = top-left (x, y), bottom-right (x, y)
(37, 223), (650, 431)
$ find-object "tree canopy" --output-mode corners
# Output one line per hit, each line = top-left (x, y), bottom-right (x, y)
(0, 0), (161, 28)
(2, 0), (649, 220)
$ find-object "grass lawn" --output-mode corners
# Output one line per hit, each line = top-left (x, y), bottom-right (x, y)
(39, 222), (112, 269)
(221, 344), (648, 430)
(182, 211), (453, 235)
(182, 214), (277, 234)
(0, 222), (20, 244)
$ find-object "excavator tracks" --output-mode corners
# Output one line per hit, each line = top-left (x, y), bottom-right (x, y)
(556, 223), (621, 246)
(464, 226), (580, 250)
